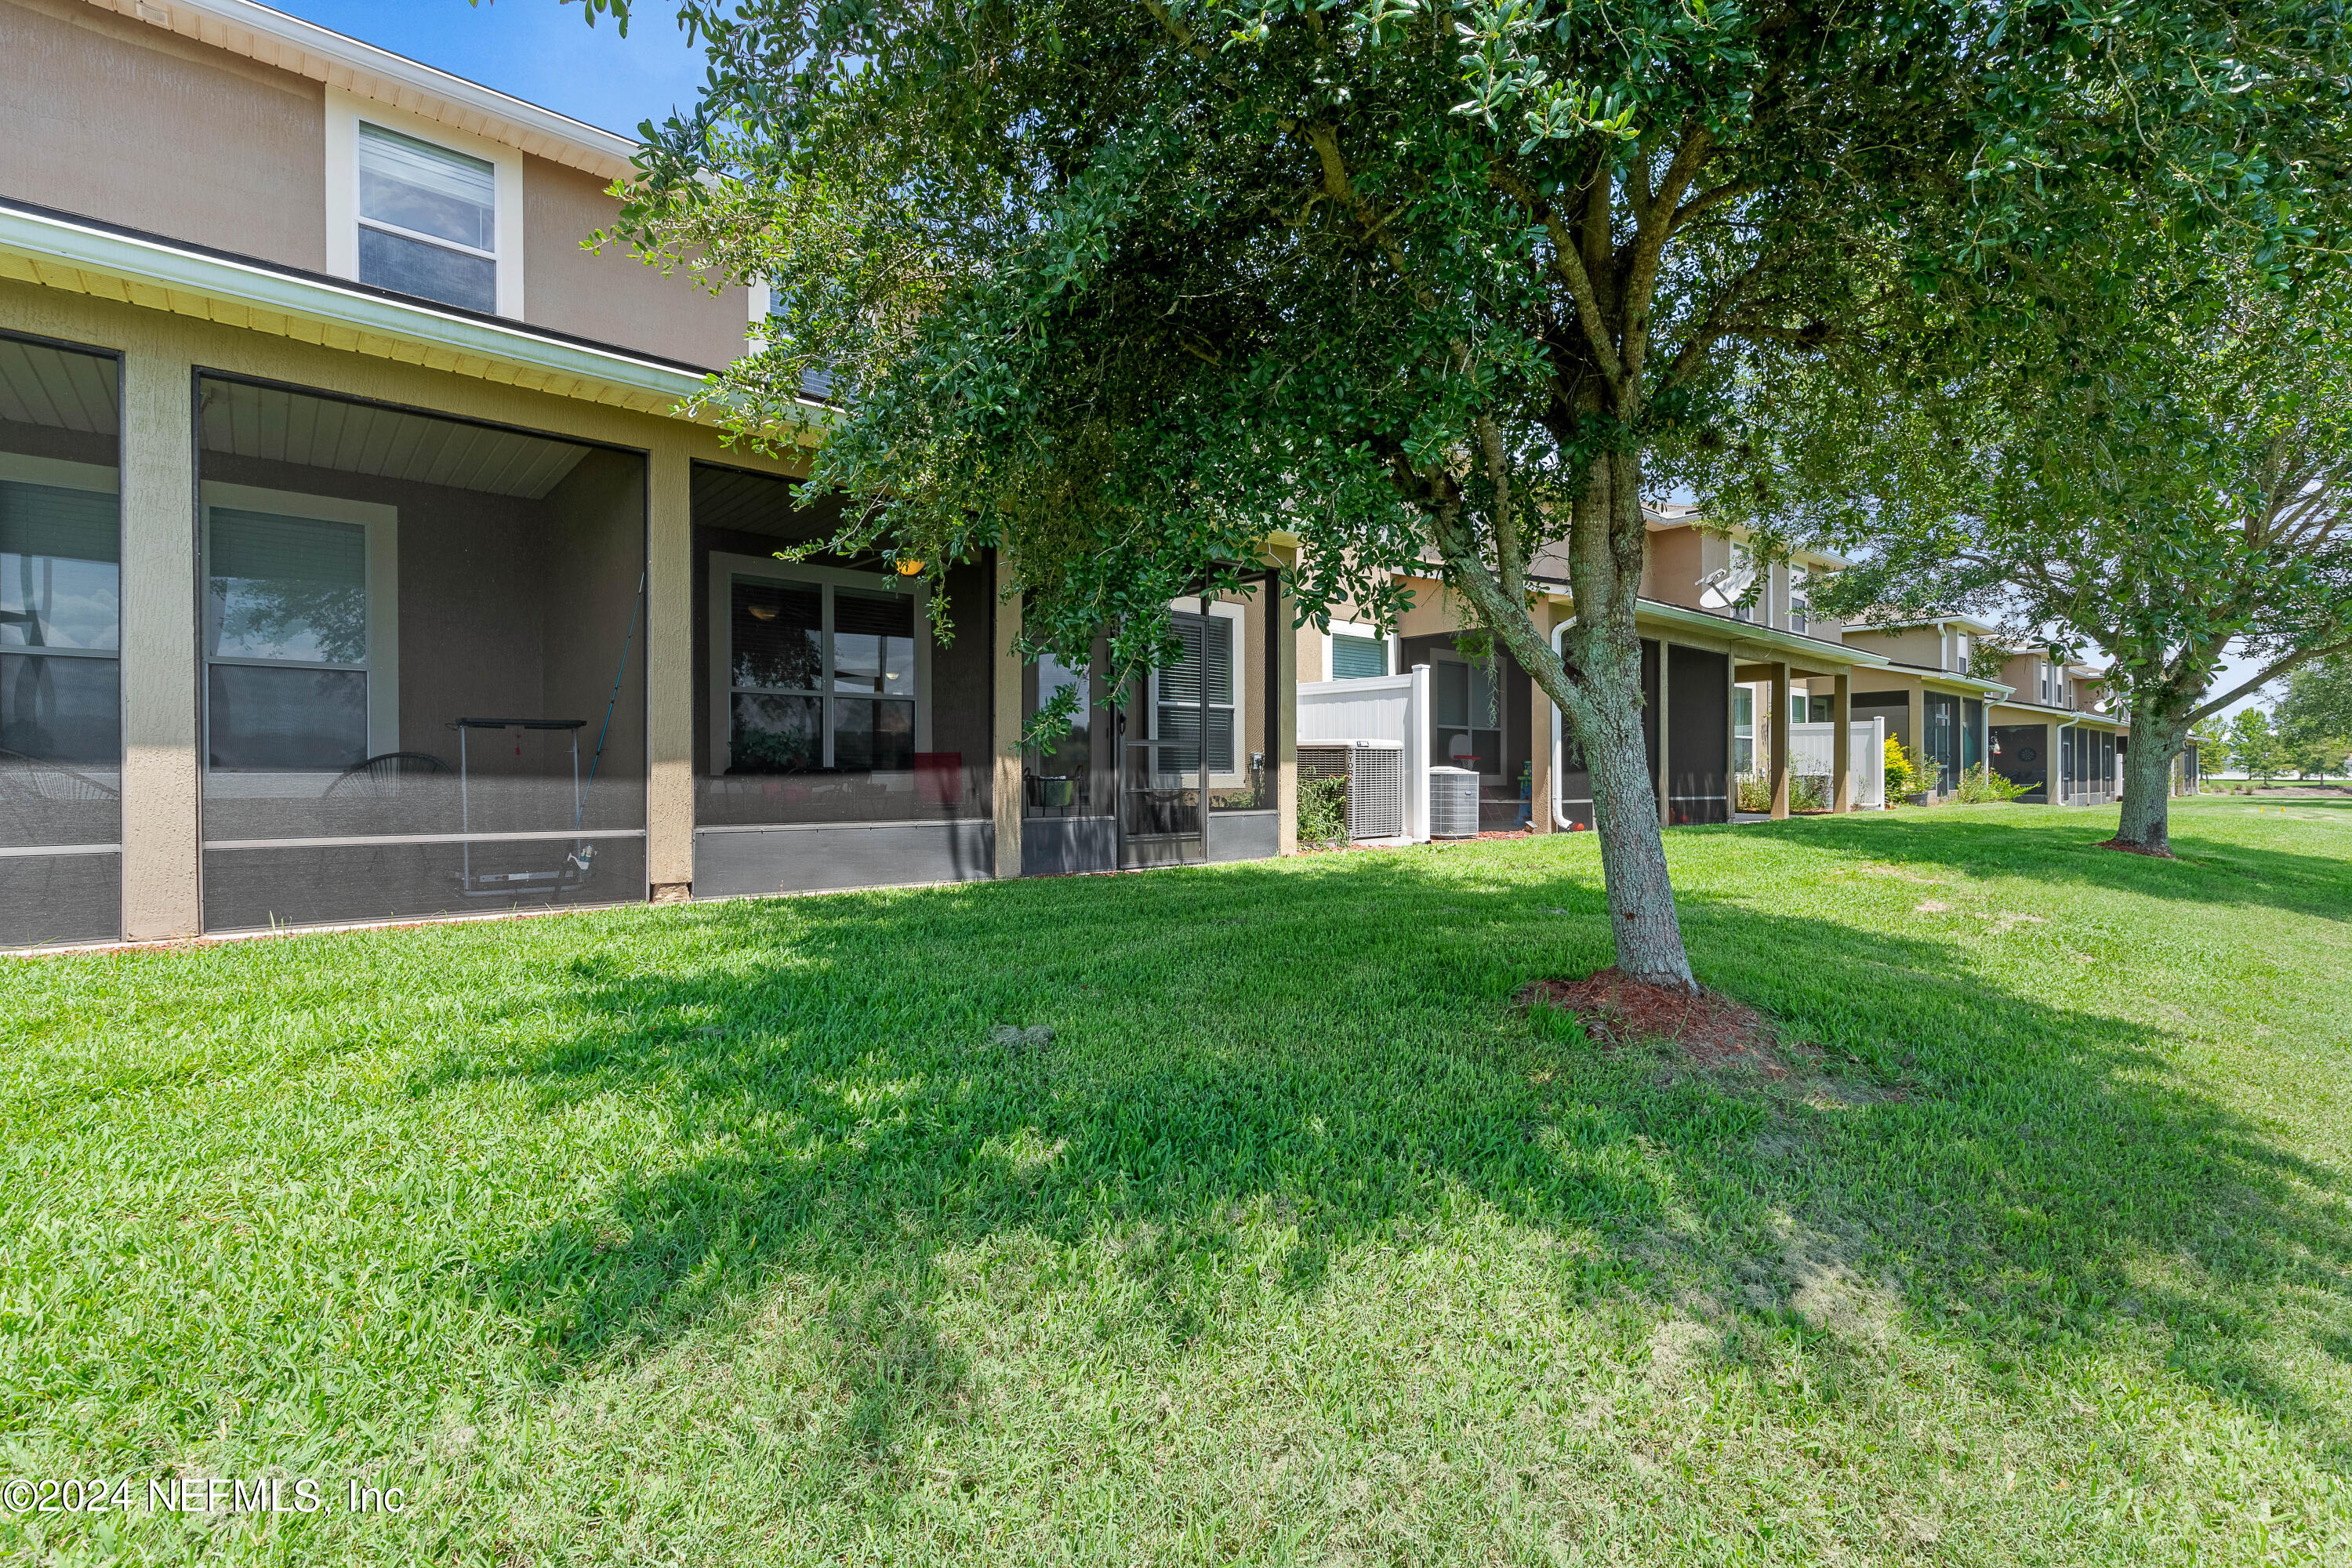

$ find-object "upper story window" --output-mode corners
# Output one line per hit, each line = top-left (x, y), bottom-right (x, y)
(1788, 567), (1810, 634)
(358, 124), (498, 314)
(326, 91), (521, 318)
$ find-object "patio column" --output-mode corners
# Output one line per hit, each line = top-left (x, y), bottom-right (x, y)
(992, 551), (1025, 877)
(1725, 663), (1740, 821)
(1769, 660), (1791, 819)
(645, 438), (695, 902)
(1832, 672), (1853, 813)
(1527, 603), (1554, 833)
(1654, 641), (1671, 823)
(119, 348), (201, 942)
(1907, 687), (1927, 800)
(1274, 552), (1299, 855)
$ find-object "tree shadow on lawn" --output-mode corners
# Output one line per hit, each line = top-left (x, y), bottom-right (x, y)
(428, 855), (2352, 1466)
(1716, 809), (2352, 923)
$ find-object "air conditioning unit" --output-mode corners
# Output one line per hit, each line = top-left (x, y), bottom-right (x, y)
(1298, 739), (1406, 840)
(1429, 765), (1481, 839)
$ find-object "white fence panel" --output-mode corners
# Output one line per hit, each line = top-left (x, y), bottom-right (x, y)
(1786, 718), (1887, 808)
(1299, 666), (1431, 840)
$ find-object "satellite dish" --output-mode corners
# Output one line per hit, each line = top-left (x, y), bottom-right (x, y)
(1697, 566), (1754, 612)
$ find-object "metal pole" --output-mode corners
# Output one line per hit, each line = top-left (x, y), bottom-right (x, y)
(459, 724), (472, 888)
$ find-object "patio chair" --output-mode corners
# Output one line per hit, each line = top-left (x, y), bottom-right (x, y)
(325, 750), (452, 800)
(0, 746), (119, 847)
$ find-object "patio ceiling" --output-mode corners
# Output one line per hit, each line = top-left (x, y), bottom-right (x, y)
(198, 376), (591, 499)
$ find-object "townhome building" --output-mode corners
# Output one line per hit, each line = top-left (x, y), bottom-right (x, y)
(1981, 648), (2135, 805)
(0, 0), (1296, 950)
(1297, 506), (1901, 836)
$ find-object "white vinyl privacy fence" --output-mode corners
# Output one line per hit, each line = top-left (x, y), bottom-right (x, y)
(1298, 666), (1431, 840)
(1786, 718), (1887, 808)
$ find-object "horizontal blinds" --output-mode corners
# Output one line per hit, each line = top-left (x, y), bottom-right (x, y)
(359, 122), (495, 251)
(0, 480), (118, 565)
(1330, 631), (1386, 680)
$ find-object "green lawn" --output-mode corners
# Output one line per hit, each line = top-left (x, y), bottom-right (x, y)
(4, 797), (2349, 1565)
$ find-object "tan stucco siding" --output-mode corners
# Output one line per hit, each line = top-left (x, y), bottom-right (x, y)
(523, 158), (749, 372)
(1846, 625), (1945, 669)
(1639, 524), (1703, 609)
(1, 0), (327, 271)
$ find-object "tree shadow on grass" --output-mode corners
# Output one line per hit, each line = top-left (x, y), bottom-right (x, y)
(1711, 808), (2352, 923)
(423, 851), (2352, 1469)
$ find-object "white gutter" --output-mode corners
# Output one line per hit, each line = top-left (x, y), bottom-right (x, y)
(85, 0), (641, 180)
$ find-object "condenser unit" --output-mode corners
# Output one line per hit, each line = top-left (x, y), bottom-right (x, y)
(1298, 739), (1406, 840)
(1428, 765), (1481, 839)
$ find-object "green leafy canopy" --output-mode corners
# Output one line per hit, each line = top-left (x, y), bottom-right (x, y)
(587, 0), (2346, 693)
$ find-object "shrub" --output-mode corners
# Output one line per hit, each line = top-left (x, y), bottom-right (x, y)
(1955, 761), (2031, 803)
(1884, 737), (1929, 800)
(1298, 775), (1348, 847)
(1791, 774), (1830, 812)
(1736, 772), (1773, 813)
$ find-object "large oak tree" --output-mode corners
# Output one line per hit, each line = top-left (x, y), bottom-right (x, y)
(587, 0), (2339, 985)
(1704, 250), (2352, 855)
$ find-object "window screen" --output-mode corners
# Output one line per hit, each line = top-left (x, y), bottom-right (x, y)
(204, 509), (368, 772)
(358, 123), (498, 312)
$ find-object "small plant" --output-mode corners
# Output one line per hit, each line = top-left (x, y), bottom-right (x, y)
(1955, 761), (2031, 803)
(1884, 736), (1929, 800)
(1298, 775), (1348, 847)
(1791, 774), (1830, 812)
(1736, 771), (1773, 813)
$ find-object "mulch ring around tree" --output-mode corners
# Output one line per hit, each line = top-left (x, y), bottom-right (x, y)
(1515, 968), (1790, 1076)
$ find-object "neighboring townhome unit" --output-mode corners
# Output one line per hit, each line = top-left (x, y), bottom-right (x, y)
(0, 0), (1297, 949)
(1294, 507), (1900, 840)
(1980, 648), (2136, 806)
(1832, 615), (2016, 800)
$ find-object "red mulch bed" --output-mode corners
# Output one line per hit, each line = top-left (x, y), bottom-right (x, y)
(1515, 967), (1788, 1076)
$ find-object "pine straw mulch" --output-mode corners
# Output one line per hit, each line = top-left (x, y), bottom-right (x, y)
(1515, 968), (1791, 1077)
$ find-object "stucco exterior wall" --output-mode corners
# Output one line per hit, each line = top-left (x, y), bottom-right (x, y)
(0, 0), (327, 271)
(1844, 624), (1947, 670)
(522, 157), (750, 372)
(1639, 524), (1704, 609)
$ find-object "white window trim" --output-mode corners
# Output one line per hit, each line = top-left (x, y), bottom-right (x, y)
(325, 88), (525, 319)
(1321, 616), (1394, 681)
(0, 452), (122, 662)
(1153, 597), (1249, 788)
(706, 552), (931, 776)
(198, 481), (400, 762)
(747, 281), (773, 355)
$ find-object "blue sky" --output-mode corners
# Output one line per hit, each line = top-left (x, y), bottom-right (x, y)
(263, 0), (707, 136)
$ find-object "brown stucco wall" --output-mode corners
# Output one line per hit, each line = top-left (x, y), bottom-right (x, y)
(523, 157), (750, 370)
(1640, 524), (1704, 608)
(0, 0), (326, 271)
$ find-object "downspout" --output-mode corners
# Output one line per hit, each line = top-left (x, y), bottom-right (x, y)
(1549, 615), (1581, 830)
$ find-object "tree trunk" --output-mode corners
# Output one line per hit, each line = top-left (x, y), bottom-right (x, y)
(2108, 704), (2186, 856)
(1461, 446), (1695, 991)
(1573, 637), (1697, 989)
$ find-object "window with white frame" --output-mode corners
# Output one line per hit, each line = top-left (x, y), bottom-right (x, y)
(1788, 566), (1811, 634)
(724, 570), (921, 773)
(201, 489), (397, 772)
(1150, 607), (1239, 777)
(1328, 622), (1388, 679)
(356, 122), (499, 313)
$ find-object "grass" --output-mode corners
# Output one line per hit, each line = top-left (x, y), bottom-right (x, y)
(2, 796), (2349, 1565)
